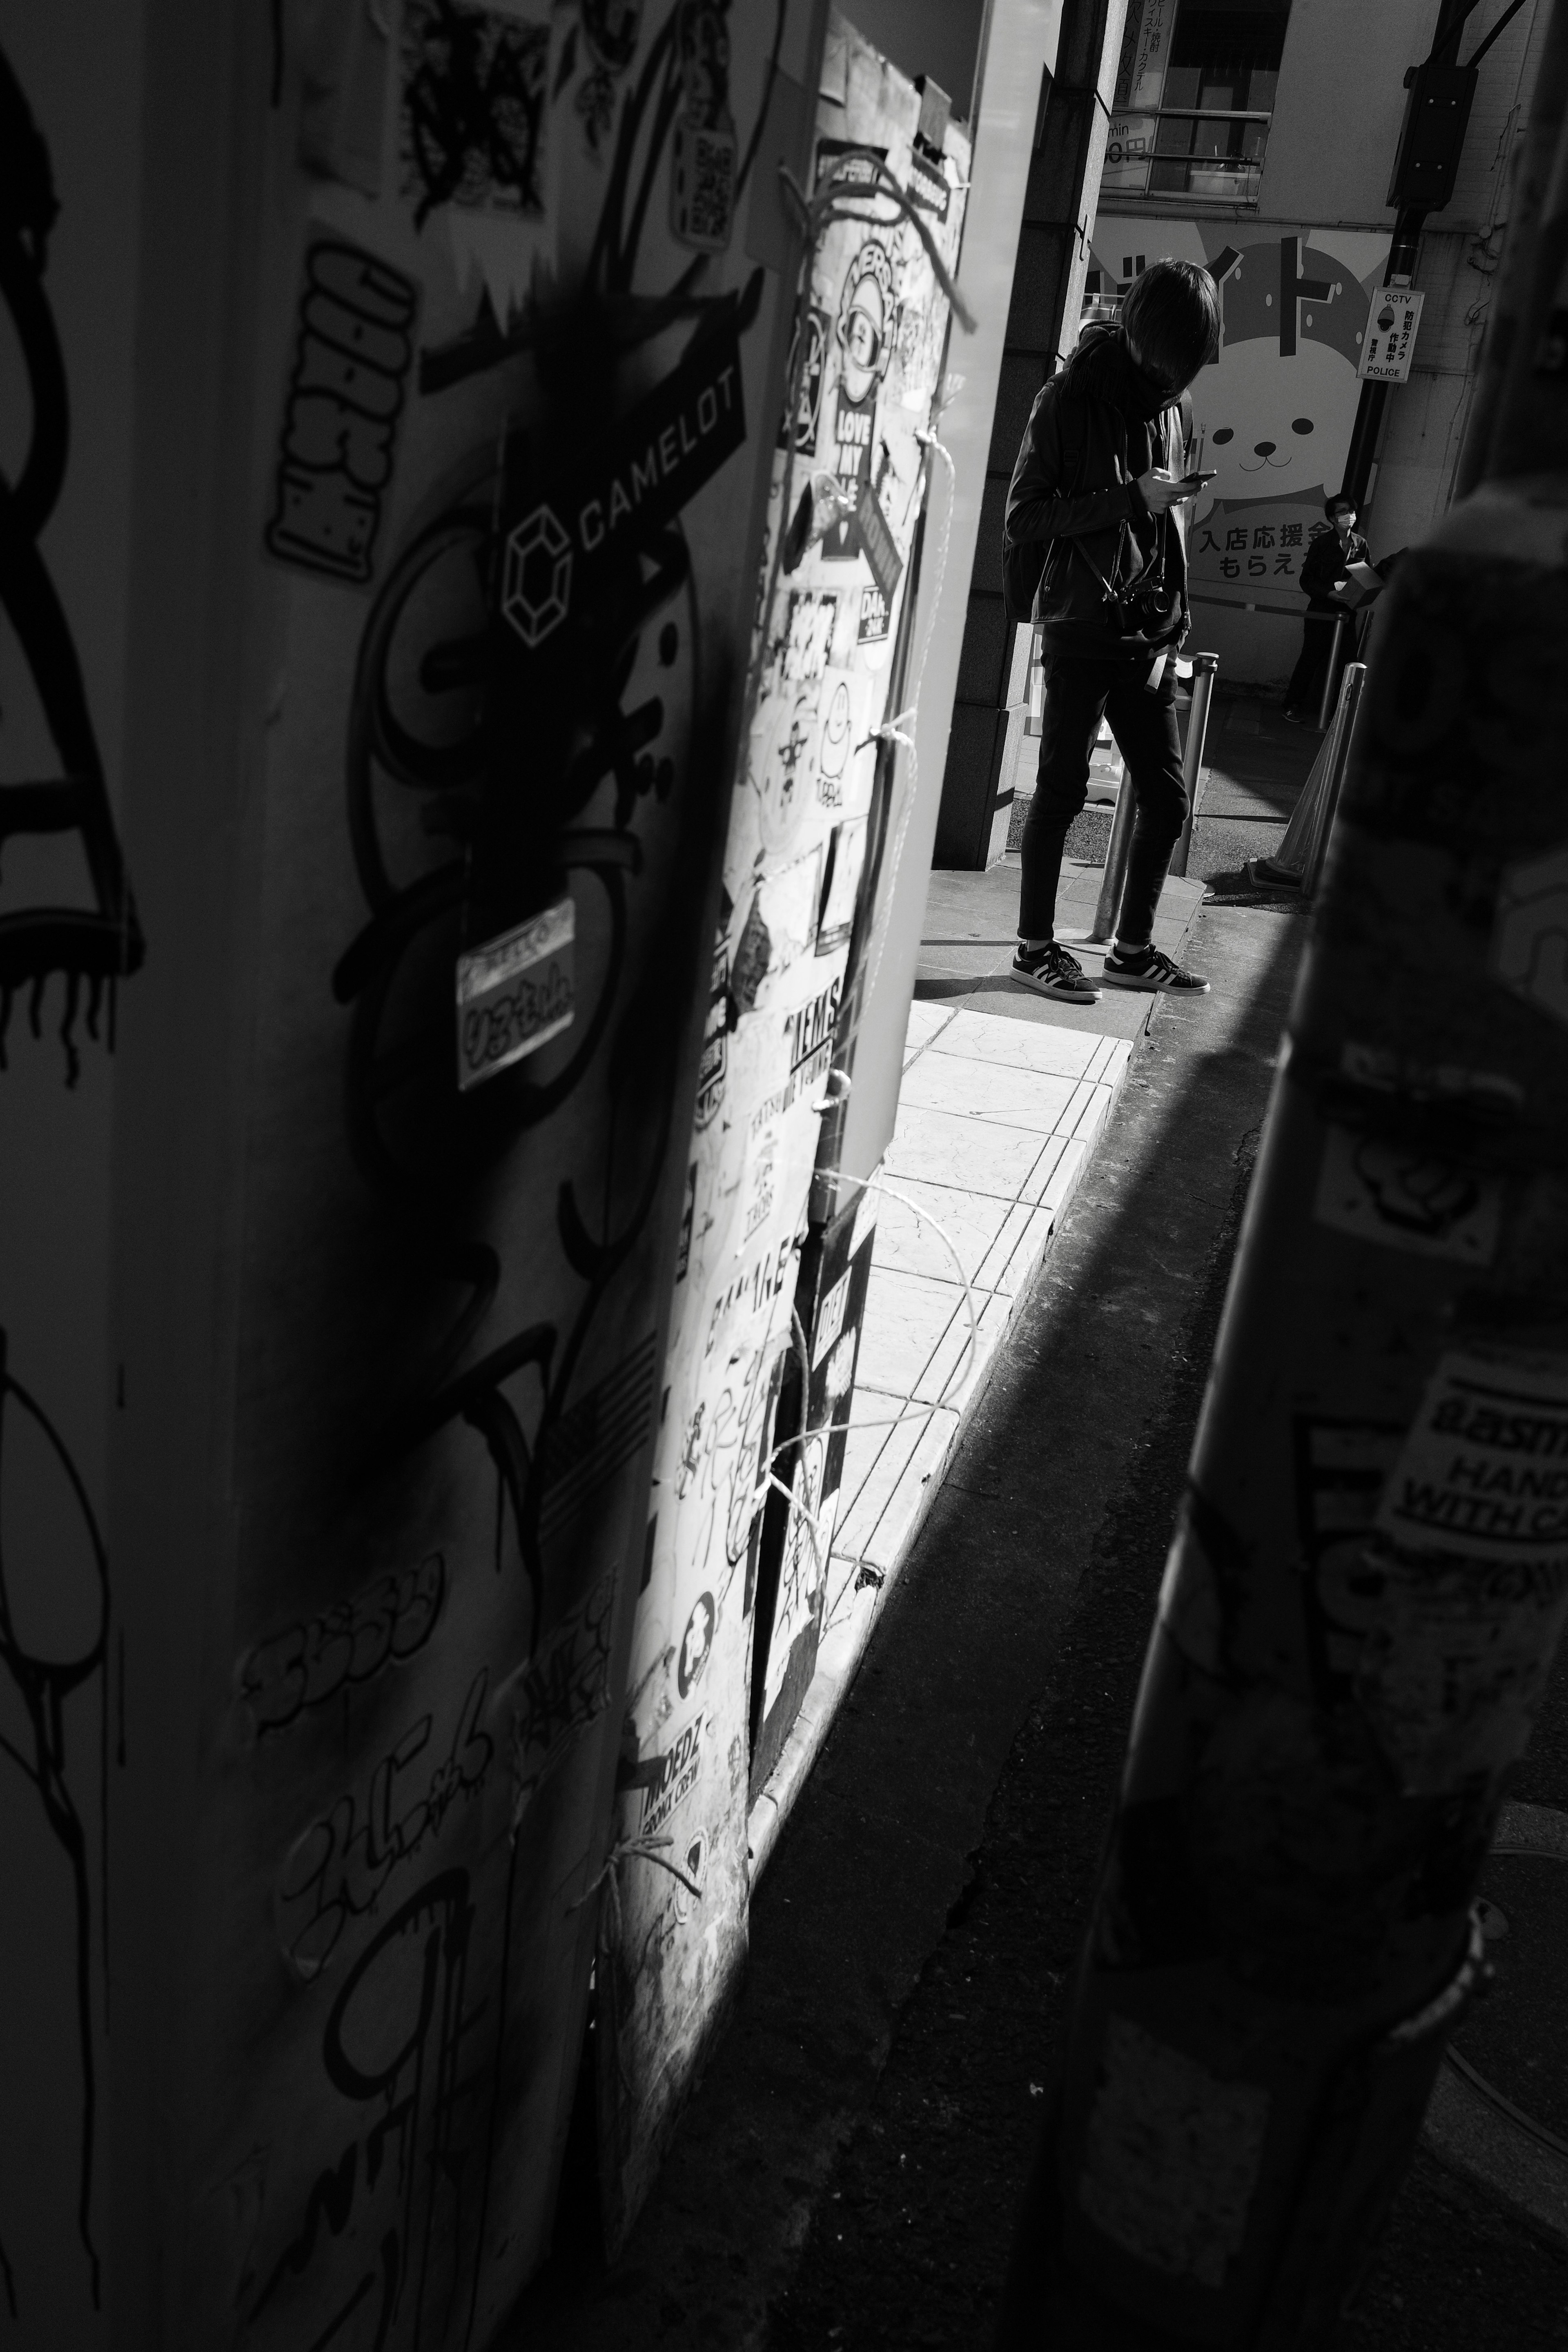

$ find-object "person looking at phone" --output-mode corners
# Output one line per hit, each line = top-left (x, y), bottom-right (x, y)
(1284, 493), (1370, 724)
(1002, 260), (1221, 1002)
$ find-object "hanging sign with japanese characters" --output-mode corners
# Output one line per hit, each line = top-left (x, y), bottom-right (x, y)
(1357, 287), (1424, 383)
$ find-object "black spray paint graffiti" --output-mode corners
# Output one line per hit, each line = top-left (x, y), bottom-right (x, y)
(0, 45), (143, 1083)
(236, 1552), (447, 1737)
(245, 1869), (499, 2350)
(276, 1669), (493, 1980)
(0, 1330), (109, 2315)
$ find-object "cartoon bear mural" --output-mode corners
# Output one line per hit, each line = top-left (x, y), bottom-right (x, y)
(1085, 218), (1389, 644)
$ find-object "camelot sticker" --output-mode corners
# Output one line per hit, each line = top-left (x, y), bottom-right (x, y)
(456, 898), (574, 1089)
(500, 319), (746, 652)
(1375, 1352), (1568, 1572)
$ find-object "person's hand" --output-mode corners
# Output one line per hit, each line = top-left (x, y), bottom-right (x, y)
(1136, 468), (1197, 514)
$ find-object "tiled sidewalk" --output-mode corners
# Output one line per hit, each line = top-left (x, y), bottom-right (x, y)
(747, 860), (1207, 1877)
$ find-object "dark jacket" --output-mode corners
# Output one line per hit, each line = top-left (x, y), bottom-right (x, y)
(1002, 323), (1189, 657)
(1300, 524), (1370, 611)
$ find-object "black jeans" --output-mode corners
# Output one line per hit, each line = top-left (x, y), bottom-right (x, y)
(1018, 653), (1186, 947)
(1287, 608), (1344, 716)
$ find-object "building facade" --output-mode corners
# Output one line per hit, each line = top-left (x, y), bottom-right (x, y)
(1091, 0), (1551, 683)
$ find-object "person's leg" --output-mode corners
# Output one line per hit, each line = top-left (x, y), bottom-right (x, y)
(1013, 657), (1107, 1003)
(1285, 615), (1329, 717)
(1098, 658), (1210, 993)
(1017, 657), (1104, 940)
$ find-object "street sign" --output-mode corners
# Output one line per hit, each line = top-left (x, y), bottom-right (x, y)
(1359, 288), (1425, 383)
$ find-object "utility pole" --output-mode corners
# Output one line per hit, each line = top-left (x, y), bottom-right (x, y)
(997, 2), (1568, 2343)
(1341, 0), (1530, 509)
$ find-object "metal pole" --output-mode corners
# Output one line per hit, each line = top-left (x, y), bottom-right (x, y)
(1314, 608), (1350, 732)
(997, 17), (1568, 2346)
(1168, 653), (1218, 881)
(1301, 661), (1365, 898)
(1085, 770), (1137, 944)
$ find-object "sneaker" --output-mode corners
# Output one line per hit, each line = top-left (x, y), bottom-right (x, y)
(1101, 944), (1210, 993)
(1011, 941), (1100, 1003)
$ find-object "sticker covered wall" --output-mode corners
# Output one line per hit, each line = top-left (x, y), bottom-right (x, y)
(152, 5), (826, 2347)
(599, 12), (968, 2249)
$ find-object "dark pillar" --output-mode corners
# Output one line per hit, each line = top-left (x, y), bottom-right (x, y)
(932, 0), (1120, 869)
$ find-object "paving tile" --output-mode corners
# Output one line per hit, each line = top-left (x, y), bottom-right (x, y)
(928, 1006), (1103, 1080)
(854, 1265), (962, 1404)
(898, 1052), (1079, 1134)
(998, 1203), (1060, 1299)
(902, 1000), (954, 1064)
(883, 1102), (1049, 1200)
(858, 1405), (962, 1572)
(915, 1289), (1011, 1409)
(871, 1176), (1013, 1284)
(1022, 1131), (1083, 1207)
(831, 1391), (930, 1564)
(973, 1199), (1034, 1294)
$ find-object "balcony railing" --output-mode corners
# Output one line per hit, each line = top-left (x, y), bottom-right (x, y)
(1102, 106), (1271, 205)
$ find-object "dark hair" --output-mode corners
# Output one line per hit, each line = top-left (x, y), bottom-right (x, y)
(1120, 260), (1220, 392)
(1324, 492), (1356, 517)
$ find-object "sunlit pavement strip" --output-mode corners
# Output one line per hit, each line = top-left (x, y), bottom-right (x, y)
(747, 999), (1136, 1881)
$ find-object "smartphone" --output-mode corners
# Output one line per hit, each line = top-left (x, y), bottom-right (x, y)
(1178, 468), (1217, 488)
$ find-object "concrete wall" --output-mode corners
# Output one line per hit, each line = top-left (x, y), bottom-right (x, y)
(836, 0), (1068, 1173)
(843, 0), (991, 115)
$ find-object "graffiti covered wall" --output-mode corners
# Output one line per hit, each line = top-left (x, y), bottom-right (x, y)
(0, 9), (145, 2343)
(1087, 214), (1390, 678)
(101, 4), (828, 2348)
(599, 11), (967, 2247)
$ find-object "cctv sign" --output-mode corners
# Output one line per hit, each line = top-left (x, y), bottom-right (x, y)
(1358, 289), (1425, 384)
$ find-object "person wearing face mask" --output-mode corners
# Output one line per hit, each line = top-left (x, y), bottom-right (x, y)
(1283, 492), (1371, 724)
(1002, 261), (1221, 1002)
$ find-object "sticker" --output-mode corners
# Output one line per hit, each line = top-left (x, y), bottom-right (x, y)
(782, 589), (838, 680)
(535, 1333), (658, 1544)
(854, 477), (903, 606)
(857, 582), (890, 644)
(455, 898), (574, 1089)
(816, 816), (867, 955)
(1374, 1352), (1568, 1572)
(817, 679), (853, 804)
(677, 1592), (715, 1697)
(1077, 2016), (1269, 2290)
(1492, 844), (1568, 1025)
(265, 240), (418, 586)
(1313, 1123), (1500, 1263)
(815, 1268), (851, 1365)
(640, 1708), (706, 1837)
(499, 320), (746, 653)
(675, 1162), (697, 1281)
(777, 307), (828, 455)
(400, 0), (548, 225)
(669, 0), (736, 252)
(1354, 1352), (1568, 1790)
(694, 938), (729, 1127)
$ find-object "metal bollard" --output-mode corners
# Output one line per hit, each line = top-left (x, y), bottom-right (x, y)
(1168, 652), (1218, 880)
(1085, 769), (1138, 944)
(1315, 607), (1352, 731)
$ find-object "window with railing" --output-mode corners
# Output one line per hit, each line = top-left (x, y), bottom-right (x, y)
(1102, 1), (1292, 207)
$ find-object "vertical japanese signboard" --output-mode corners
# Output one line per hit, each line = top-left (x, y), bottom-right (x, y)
(600, 11), (967, 2249)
